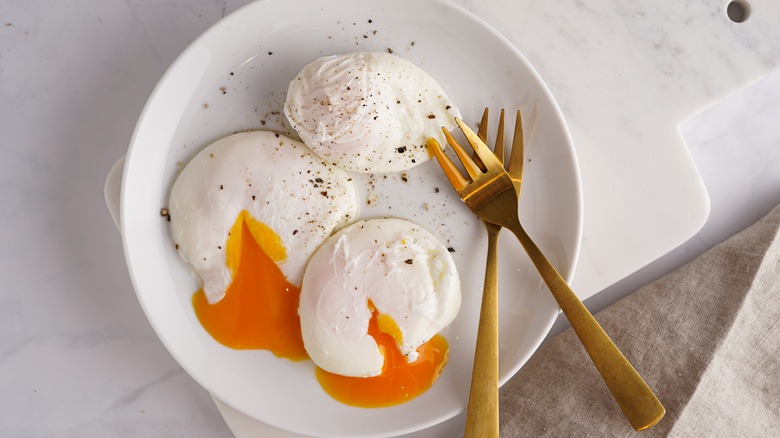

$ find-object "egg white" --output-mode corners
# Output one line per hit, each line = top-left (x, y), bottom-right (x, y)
(168, 131), (358, 304)
(284, 52), (461, 174)
(298, 218), (461, 377)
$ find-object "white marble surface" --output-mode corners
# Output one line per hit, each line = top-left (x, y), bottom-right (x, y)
(1, 0), (779, 436)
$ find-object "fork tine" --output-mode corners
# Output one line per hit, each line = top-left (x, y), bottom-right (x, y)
(427, 138), (469, 191)
(442, 126), (483, 180)
(473, 108), (489, 171)
(507, 110), (524, 193)
(477, 108), (489, 142)
(454, 118), (502, 171)
(494, 109), (505, 167)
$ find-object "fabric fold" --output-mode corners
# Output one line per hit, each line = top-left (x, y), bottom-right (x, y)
(500, 204), (780, 437)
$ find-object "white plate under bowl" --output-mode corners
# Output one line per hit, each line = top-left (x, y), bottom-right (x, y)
(120, 0), (582, 436)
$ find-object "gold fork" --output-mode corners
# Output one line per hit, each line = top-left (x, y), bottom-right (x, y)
(451, 108), (522, 438)
(427, 114), (665, 434)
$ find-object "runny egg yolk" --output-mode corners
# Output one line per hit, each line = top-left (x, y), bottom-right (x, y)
(315, 301), (450, 408)
(192, 210), (307, 360)
(192, 211), (450, 406)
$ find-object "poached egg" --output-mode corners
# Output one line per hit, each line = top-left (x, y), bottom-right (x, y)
(299, 218), (461, 378)
(169, 130), (358, 305)
(284, 52), (460, 174)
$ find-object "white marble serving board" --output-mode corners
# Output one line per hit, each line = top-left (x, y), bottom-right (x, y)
(464, 0), (780, 298)
(197, 0), (780, 436)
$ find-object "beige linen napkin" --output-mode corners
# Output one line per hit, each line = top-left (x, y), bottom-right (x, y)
(500, 204), (780, 437)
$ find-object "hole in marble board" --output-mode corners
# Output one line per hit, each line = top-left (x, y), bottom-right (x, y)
(727, 0), (751, 23)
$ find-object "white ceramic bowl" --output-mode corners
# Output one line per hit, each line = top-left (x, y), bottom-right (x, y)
(119, 0), (582, 436)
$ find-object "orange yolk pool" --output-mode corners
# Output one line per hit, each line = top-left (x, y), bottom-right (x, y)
(191, 210), (450, 407)
(316, 302), (450, 408)
(192, 210), (307, 360)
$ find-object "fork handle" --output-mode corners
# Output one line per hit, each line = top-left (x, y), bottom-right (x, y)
(464, 223), (501, 438)
(507, 222), (665, 431)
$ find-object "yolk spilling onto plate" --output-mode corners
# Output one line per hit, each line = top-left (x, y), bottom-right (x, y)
(192, 210), (307, 360)
(191, 210), (449, 406)
(315, 302), (449, 408)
